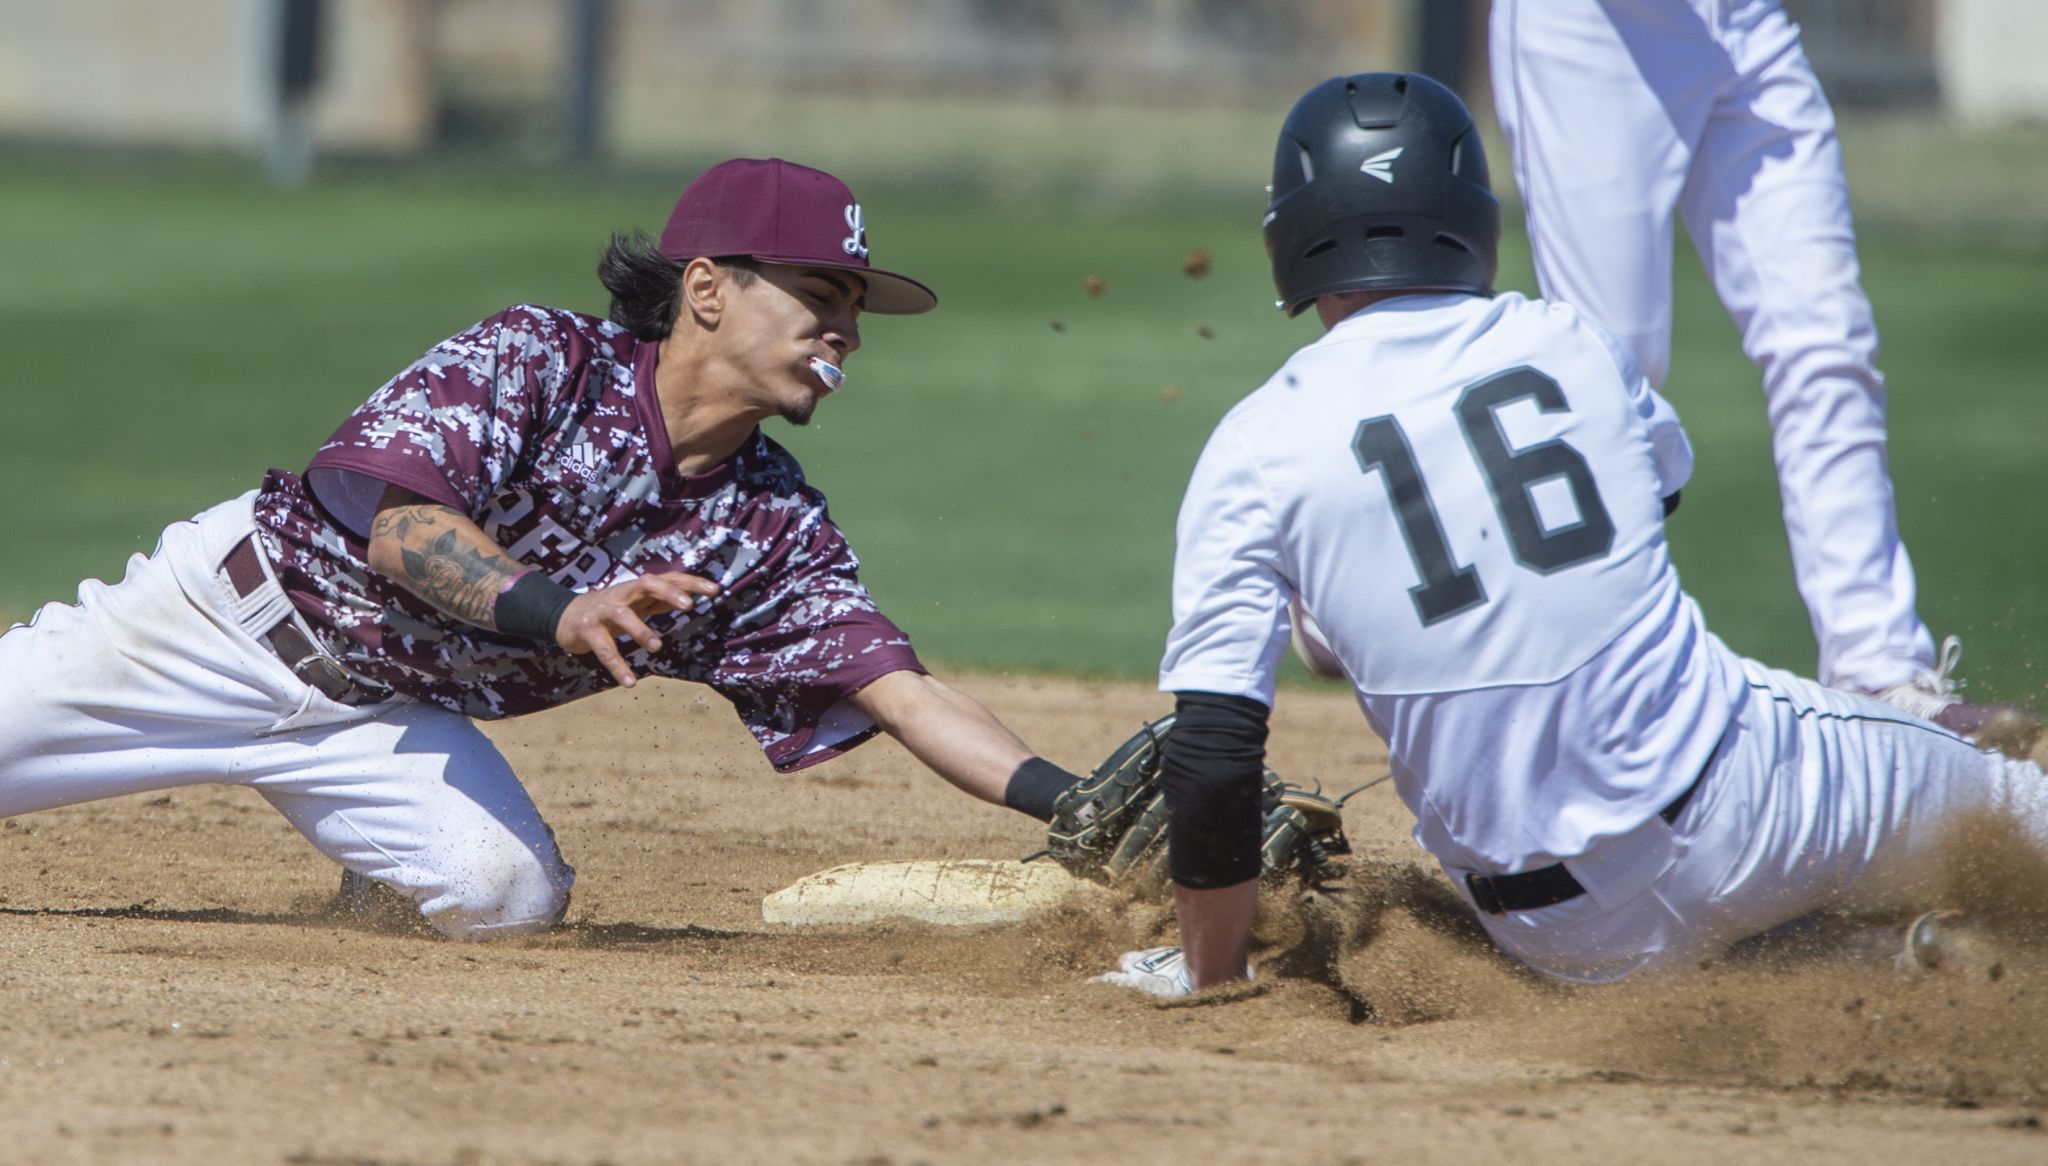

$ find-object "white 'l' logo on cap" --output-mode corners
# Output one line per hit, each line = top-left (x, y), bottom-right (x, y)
(1360, 147), (1403, 184)
(842, 204), (869, 259)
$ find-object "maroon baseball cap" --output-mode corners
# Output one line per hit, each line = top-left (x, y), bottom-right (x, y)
(658, 157), (937, 315)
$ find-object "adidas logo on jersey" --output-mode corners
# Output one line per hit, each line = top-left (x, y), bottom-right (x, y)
(1360, 147), (1403, 184)
(562, 442), (606, 475)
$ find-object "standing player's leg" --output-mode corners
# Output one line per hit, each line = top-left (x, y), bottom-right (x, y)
(1489, 0), (1718, 386)
(1675, 7), (1928, 695)
(1677, 9), (2038, 754)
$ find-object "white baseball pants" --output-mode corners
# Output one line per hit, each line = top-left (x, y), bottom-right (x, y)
(1462, 656), (2048, 983)
(1490, 0), (1932, 690)
(0, 494), (574, 940)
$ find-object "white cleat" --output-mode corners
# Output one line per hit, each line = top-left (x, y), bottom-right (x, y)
(1872, 636), (2042, 759)
(1091, 945), (1257, 997)
(1093, 946), (1195, 996)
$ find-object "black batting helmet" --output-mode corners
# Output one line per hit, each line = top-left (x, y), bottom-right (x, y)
(1264, 72), (1499, 317)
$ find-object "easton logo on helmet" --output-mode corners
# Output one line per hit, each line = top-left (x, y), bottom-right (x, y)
(1360, 147), (1404, 184)
(842, 204), (869, 259)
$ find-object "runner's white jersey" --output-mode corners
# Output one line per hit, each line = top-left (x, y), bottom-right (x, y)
(1160, 293), (1747, 870)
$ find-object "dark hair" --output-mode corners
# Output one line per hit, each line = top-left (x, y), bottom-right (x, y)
(598, 231), (759, 342)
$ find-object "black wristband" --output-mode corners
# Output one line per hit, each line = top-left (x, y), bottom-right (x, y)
(494, 570), (578, 643)
(1005, 756), (1080, 822)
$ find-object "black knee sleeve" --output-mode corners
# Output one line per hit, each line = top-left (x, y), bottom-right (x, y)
(1161, 691), (1271, 888)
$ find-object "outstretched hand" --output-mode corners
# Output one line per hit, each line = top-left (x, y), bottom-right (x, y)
(554, 572), (721, 688)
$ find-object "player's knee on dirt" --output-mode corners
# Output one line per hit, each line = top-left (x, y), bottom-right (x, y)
(415, 843), (575, 941)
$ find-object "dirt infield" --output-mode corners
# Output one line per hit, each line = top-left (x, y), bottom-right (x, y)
(1, 673), (2044, 1165)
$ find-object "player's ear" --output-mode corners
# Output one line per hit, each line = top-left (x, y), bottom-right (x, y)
(680, 257), (726, 328)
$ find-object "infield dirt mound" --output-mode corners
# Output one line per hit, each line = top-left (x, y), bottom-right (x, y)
(0, 673), (2044, 1164)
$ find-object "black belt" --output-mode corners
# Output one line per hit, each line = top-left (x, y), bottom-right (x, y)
(222, 537), (392, 707)
(1464, 766), (1707, 917)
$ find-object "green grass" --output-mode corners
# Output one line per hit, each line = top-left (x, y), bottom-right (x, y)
(3, 151), (2044, 705)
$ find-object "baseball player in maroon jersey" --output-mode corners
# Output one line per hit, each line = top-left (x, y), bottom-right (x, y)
(0, 158), (1086, 938)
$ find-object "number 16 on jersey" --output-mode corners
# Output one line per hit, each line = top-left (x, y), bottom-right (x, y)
(1355, 367), (1616, 628)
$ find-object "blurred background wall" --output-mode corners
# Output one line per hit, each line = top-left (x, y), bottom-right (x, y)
(4, 0), (2035, 176)
(0, 0), (430, 151)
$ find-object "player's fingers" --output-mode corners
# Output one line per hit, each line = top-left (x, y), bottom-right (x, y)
(605, 606), (663, 654)
(625, 575), (717, 618)
(587, 633), (639, 688)
(667, 572), (721, 597)
(647, 573), (720, 610)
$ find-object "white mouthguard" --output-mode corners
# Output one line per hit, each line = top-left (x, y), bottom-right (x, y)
(807, 356), (846, 392)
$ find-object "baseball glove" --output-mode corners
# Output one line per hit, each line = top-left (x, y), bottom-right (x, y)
(1257, 780), (1351, 886)
(1036, 715), (1352, 889)
(1040, 714), (1178, 873)
(1105, 771), (1352, 889)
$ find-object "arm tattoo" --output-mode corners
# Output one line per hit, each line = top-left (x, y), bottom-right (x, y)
(370, 503), (524, 629)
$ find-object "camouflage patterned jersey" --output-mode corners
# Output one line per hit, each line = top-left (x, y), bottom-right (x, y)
(251, 305), (924, 771)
